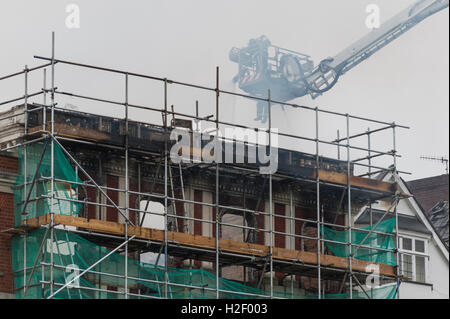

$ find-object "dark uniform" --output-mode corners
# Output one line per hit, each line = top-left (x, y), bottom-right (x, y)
(252, 36), (271, 124)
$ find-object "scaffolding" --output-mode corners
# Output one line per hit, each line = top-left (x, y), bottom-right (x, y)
(0, 33), (410, 299)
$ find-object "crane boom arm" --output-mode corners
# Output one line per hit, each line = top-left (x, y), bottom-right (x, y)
(306, 0), (449, 96)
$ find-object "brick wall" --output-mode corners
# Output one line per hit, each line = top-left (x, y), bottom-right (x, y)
(0, 193), (14, 295)
(0, 154), (18, 295)
(0, 155), (18, 174)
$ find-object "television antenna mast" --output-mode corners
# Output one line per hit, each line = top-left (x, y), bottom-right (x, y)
(420, 156), (449, 175)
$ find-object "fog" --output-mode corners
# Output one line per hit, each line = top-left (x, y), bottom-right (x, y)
(0, 0), (448, 180)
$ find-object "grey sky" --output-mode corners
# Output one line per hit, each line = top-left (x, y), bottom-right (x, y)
(0, 0), (448, 180)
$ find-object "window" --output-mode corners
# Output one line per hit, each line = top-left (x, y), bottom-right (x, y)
(139, 200), (165, 266)
(399, 236), (428, 283)
(221, 212), (247, 282)
(415, 240), (425, 253)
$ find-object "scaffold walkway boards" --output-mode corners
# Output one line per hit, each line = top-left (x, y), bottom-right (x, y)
(16, 213), (397, 280)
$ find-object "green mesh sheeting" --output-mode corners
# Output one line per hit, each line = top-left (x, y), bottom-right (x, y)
(321, 284), (397, 299)
(321, 218), (396, 266)
(14, 140), (81, 227)
(11, 140), (396, 299)
(12, 228), (397, 299)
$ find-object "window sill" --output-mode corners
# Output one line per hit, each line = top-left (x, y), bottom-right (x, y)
(402, 279), (433, 287)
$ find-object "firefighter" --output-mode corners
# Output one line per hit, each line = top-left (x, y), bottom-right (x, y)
(253, 36), (271, 124)
(254, 100), (268, 123)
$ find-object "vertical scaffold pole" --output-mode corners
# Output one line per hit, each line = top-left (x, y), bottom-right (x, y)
(24, 65), (28, 134)
(346, 114), (352, 299)
(315, 107), (321, 299)
(215, 66), (220, 299)
(137, 162), (141, 268)
(164, 78), (168, 299)
(392, 122), (401, 299)
(43, 68), (47, 131)
(368, 128), (373, 227)
(268, 89), (273, 299)
(49, 31), (56, 298)
(23, 64), (28, 297)
(23, 232), (26, 298)
(394, 192), (400, 299)
(367, 128), (372, 177)
(337, 130), (340, 160)
(392, 123), (397, 169)
(289, 187), (294, 298)
(367, 127), (374, 297)
(41, 241), (45, 298)
(124, 73), (129, 299)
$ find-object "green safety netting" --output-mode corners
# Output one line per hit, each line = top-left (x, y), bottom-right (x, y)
(12, 228), (396, 299)
(321, 218), (397, 266)
(11, 139), (397, 299)
(321, 284), (397, 299)
(14, 140), (81, 227)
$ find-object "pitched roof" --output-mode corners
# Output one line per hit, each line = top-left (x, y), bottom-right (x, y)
(407, 174), (449, 213)
(399, 174), (449, 256)
(429, 201), (449, 249)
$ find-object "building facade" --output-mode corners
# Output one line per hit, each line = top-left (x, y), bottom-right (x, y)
(356, 172), (449, 299)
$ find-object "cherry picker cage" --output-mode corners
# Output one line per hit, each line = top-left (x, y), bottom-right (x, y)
(229, 36), (314, 102)
(229, 0), (449, 103)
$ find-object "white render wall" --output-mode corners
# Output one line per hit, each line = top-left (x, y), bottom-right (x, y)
(357, 173), (450, 299)
(399, 236), (449, 299)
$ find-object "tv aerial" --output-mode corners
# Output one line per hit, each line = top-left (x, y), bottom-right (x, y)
(420, 156), (449, 175)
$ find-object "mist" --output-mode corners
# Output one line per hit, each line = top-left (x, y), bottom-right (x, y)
(0, 0), (448, 180)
